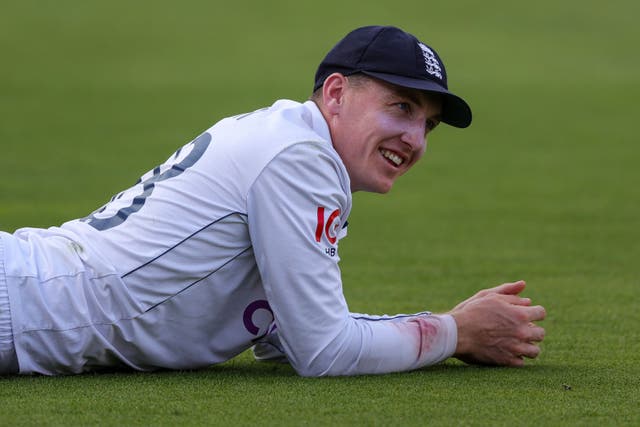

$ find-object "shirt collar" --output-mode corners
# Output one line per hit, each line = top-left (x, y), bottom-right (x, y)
(303, 100), (332, 144)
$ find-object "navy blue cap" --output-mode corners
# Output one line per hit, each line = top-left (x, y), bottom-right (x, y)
(314, 26), (472, 128)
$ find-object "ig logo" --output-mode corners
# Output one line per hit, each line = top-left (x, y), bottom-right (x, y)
(315, 206), (341, 245)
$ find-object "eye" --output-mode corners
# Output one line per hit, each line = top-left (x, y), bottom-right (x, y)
(396, 102), (411, 113)
(426, 119), (439, 131)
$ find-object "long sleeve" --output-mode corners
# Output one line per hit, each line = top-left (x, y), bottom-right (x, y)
(247, 142), (457, 376)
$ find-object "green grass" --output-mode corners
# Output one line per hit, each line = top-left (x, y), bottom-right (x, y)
(1, 0), (639, 425)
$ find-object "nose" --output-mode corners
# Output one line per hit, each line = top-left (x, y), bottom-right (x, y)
(401, 121), (427, 152)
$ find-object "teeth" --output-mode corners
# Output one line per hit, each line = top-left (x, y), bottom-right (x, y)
(380, 149), (403, 166)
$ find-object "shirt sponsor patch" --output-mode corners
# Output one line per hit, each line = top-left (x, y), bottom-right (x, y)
(315, 206), (341, 244)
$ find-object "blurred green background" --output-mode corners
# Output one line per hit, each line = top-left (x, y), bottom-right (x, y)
(1, 0), (639, 425)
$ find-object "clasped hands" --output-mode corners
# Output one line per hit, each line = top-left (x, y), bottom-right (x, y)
(449, 280), (546, 367)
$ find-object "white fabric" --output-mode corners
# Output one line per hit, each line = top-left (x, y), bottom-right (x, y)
(1, 100), (457, 376)
(0, 237), (19, 374)
(0, 239), (12, 351)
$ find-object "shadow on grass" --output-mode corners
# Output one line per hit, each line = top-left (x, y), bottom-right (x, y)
(1, 357), (578, 386)
(0, 356), (298, 385)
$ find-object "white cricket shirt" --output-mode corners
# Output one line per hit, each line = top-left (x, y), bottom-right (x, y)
(1, 100), (457, 376)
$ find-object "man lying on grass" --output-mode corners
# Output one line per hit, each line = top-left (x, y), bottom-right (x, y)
(0, 26), (545, 376)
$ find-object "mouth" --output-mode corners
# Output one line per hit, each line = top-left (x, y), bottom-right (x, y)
(379, 148), (405, 167)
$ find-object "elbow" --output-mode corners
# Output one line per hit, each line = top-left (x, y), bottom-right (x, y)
(290, 357), (336, 377)
(287, 336), (360, 377)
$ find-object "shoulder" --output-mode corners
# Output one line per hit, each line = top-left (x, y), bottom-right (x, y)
(248, 140), (352, 230)
(264, 141), (350, 195)
(201, 99), (349, 195)
(208, 99), (331, 154)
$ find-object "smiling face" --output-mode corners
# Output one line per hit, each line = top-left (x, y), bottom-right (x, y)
(318, 73), (443, 193)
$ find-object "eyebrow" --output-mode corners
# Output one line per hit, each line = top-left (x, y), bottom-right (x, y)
(392, 87), (443, 121)
(393, 87), (423, 107)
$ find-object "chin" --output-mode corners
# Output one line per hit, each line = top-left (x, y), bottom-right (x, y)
(352, 176), (396, 194)
(369, 181), (394, 194)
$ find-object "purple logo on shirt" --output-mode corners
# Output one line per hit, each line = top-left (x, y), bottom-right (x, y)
(243, 299), (275, 339)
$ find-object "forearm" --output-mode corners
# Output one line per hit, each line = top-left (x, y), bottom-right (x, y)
(267, 313), (456, 377)
(253, 313), (458, 375)
(338, 313), (458, 375)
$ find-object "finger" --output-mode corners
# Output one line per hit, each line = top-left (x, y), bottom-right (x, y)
(525, 324), (545, 342)
(488, 280), (526, 296)
(505, 355), (525, 367)
(501, 294), (532, 306)
(515, 342), (541, 360)
(523, 305), (546, 322)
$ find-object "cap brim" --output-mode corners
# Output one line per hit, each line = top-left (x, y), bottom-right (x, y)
(361, 71), (472, 128)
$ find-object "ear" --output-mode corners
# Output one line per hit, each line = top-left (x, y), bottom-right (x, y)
(321, 73), (348, 116)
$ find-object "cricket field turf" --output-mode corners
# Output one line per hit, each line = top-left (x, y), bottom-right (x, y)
(1, 1), (638, 425)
